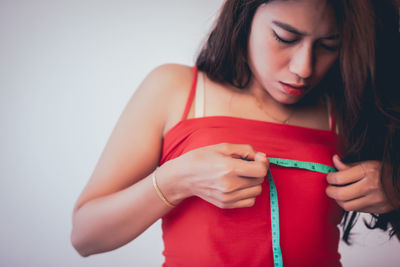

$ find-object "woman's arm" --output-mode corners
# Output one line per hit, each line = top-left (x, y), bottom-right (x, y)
(71, 64), (269, 256)
(71, 163), (180, 256)
(70, 64), (188, 256)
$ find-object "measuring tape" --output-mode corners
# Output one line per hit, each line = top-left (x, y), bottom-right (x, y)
(243, 157), (337, 267)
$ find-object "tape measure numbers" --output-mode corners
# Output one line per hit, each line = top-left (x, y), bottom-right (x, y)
(269, 158), (337, 174)
(242, 157), (337, 267)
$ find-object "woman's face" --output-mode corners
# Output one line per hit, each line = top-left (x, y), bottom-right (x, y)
(247, 0), (340, 104)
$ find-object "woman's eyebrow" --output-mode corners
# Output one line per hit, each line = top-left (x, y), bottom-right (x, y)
(272, 20), (340, 40)
(272, 20), (307, 36)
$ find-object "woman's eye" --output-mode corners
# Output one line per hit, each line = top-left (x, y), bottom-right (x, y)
(273, 32), (298, 44)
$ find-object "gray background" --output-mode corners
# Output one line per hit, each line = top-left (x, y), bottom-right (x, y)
(1, 0), (399, 266)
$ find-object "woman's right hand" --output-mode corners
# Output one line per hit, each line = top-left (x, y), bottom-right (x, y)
(71, 66), (269, 256)
(163, 143), (269, 209)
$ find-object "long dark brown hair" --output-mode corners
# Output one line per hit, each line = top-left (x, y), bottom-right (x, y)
(196, 0), (400, 244)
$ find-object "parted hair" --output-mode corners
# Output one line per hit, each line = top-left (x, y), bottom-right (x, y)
(196, 0), (400, 243)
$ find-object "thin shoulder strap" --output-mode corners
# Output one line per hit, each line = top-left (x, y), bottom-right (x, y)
(326, 96), (336, 133)
(194, 71), (205, 118)
(180, 66), (198, 121)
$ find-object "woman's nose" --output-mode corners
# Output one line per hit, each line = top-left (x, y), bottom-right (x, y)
(289, 44), (314, 80)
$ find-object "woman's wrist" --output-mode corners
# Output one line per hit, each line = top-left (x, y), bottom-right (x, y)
(154, 160), (191, 206)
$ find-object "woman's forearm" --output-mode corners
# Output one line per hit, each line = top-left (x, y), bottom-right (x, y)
(70, 162), (186, 257)
(71, 143), (268, 256)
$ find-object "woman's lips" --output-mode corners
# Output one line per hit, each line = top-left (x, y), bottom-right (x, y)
(280, 82), (309, 97)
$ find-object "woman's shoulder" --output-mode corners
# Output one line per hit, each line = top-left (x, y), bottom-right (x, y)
(145, 63), (193, 85)
(134, 63), (196, 136)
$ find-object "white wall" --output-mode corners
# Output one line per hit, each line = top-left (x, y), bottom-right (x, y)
(0, 1), (399, 266)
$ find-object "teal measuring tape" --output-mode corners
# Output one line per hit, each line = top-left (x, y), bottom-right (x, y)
(243, 157), (337, 267)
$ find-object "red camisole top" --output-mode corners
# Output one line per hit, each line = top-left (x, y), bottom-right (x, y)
(159, 66), (344, 267)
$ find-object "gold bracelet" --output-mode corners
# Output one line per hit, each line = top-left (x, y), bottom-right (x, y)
(152, 168), (176, 208)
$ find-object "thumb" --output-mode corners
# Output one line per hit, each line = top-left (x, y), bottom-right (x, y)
(254, 152), (268, 163)
(332, 154), (350, 171)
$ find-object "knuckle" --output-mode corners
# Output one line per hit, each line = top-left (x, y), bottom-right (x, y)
(244, 144), (255, 152)
(254, 186), (263, 196)
(370, 160), (381, 169)
(376, 193), (386, 203)
(327, 187), (340, 200)
(219, 178), (235, 193)
(222, 160), (235, 175)
(221, 187), (231, 194)
(247, 198), (256, 207)
(257, 177), (265, 185)
(332, 174), (342, 185)
(326, 186), (336, 198)
(325, 186), (332, 197)
(326, 173), (334, 183)
(376, 195), (391, 210)
(335, 200), (344, 208)
(341, 202), (354, 211)
(219, 192), (232, 203)
(241, 198), (254, 208)
(335, 191), (346, 201)
(369, 182), (379, 192)
(326, 172), (336, 184)
(259, 163), (268, 177)
(328, 173), (339, 184)
(367, 178), (380, 192)
(251, 177), (263, 187)
(265, 158), (270, 167)
(217, 202), (228, 209)
(365, 161), (381, 174)
(203, 189), (213, 199)
(219, 142), (230, 151)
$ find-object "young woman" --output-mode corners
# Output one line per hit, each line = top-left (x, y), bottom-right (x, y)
(71, 0), (400, 266)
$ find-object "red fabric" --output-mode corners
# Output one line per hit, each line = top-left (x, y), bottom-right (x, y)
(159, 67), (344, 267)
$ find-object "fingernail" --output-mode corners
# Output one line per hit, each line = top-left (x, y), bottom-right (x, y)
(259, 153), (267, 161)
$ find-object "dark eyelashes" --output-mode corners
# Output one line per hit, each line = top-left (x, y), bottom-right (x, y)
(273, 31), (297, 44)
(272, 31), (340, 51)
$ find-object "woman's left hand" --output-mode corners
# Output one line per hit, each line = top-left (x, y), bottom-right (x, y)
(326, 154), (396, 214)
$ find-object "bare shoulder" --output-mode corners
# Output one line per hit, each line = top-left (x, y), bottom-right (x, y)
(140, 63), (193, 96)
(72, 64), (194, 211)
(137, 63), (195, 136)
